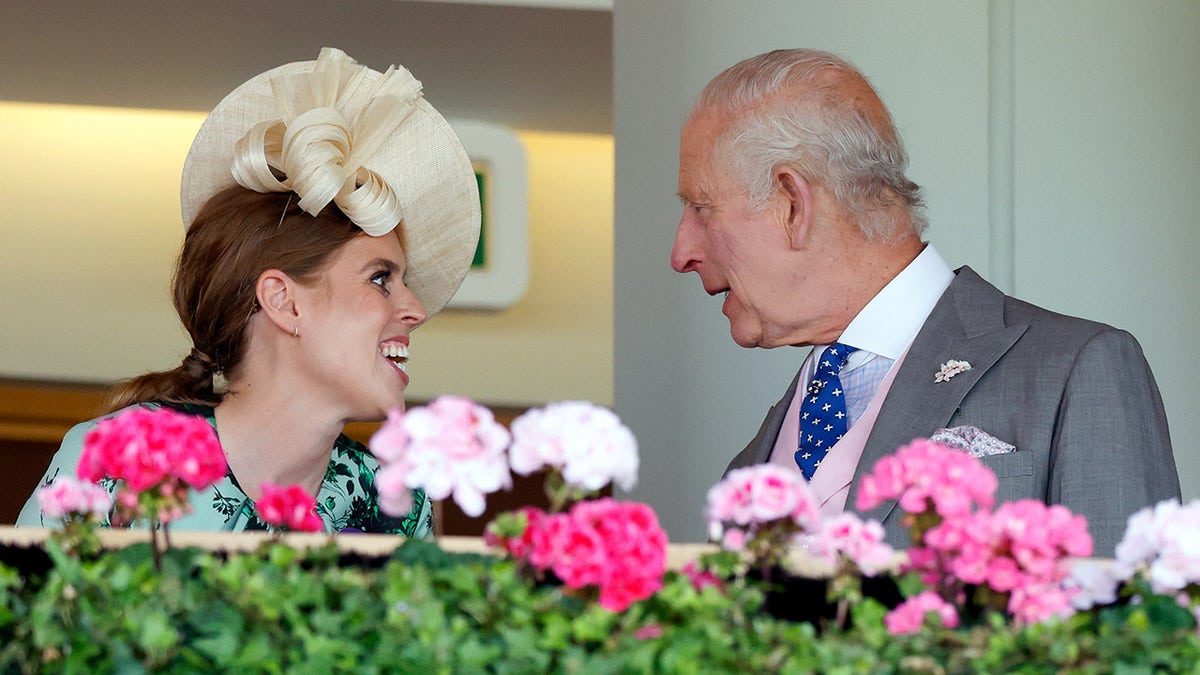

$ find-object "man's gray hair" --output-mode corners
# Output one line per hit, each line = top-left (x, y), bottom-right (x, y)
(690, 49), (927, 238)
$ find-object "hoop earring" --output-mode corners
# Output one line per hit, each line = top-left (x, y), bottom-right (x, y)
(292, 324), (300, 338)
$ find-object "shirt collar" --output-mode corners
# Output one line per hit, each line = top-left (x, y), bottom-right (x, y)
(837, 244), (954, 360)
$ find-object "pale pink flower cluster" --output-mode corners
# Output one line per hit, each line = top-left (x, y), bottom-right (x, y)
(809, 513), (896, 577)
(1108, 499), (1200, 598)
(516, 498), (668, 612)
(371, 396), (513, 518)
(857, 439), (996, 519)
(256, 482), (324, 533)
(884, 590), (960, 635)
(370, 408), (416, 517)
(76, 407), (227, 524)
(36, 475), (113, 521)
(1075, 497), (1200, 619)
(509, 401), (639, 492)
(1065, 559), (1121, 610)
(705, 464), (821, 549)
(914, 500), (1092, 624)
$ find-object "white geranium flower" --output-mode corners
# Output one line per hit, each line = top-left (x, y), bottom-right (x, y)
(510, 401), (639, 492)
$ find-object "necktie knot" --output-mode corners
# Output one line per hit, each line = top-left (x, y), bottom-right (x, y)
(822, 342), (857, 372)
(806, 343), (858, 397)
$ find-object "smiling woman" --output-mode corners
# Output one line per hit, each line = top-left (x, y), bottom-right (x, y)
(13, 48), (480, 536)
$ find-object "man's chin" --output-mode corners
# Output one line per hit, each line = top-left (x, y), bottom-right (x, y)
(728, 326), (763, 349)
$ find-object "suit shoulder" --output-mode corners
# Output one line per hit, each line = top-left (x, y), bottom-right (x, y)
(1003, 293), (1154, 371)
(1001, 294), (1114, 336)
(950, 265), (1140, 351)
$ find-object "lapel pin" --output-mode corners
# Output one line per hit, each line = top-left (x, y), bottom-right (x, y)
(934, 359), (972, 383)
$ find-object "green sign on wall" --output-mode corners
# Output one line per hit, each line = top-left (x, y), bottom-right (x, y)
(472, 169), (487, 268)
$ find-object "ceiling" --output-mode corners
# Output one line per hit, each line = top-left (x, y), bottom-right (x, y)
(0, 0), (612, 134)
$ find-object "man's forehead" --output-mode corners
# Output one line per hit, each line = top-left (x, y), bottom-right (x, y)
(677, 155), (713, 202)
(678, 115), (732, 198)
(682, 107), (728, 141)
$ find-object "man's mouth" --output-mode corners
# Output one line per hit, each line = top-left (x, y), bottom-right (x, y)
(379, 341), (409, 375)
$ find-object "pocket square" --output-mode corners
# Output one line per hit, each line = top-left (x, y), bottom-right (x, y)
(930, 425), (1016, 458)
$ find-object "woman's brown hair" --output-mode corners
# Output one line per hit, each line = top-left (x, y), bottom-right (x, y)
(103, 186), (365, 412)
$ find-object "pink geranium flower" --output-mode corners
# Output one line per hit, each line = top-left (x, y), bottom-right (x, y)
(374, 462), (413, 518)
(632, 624), (663, 640)
(36, 476), (112, 521)
(75, 406), (227, 525)
(810, 512), (896, 577)
(706, 464), (820, 533)
(705, 464), (821, 569)
(370, 396), (512, 518)
(858, 437), (1096, 625)
(484, 506), (546, 559)
(856, 439), (996, 518)
(884, 591), (960, 634)
(256, 482), (324, 533)
(906, 498), (1092, 624)
(681, 561), (724, 592)
(509, 401), (639, 492)
(522, 498), (668, 612)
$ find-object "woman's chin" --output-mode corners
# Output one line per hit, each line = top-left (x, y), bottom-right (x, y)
(346, 398), (404, 424)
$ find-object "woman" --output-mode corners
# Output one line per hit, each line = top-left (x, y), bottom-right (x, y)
(16, 48), (480, 535)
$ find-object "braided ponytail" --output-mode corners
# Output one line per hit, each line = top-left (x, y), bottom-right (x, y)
(102, 349), (219, 413)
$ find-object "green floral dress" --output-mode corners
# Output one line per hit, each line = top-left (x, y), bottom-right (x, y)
(15, 402), (433, 537)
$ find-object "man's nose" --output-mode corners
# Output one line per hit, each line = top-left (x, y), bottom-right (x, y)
(670, 215), (699, 273)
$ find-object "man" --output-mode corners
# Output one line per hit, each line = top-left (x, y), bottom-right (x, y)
(670, 48), (1179, 555)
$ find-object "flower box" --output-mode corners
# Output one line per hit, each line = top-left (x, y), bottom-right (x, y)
(9, 400), (1200, 671)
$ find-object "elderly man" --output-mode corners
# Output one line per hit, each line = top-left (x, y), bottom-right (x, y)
(670, 48), (1179, 555)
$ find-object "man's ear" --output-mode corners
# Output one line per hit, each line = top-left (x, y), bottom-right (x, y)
(255, 269), (301, 335)
(776, 167), (814, 249)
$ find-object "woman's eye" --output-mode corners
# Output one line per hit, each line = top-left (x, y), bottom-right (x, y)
(370, 270), (391, 293)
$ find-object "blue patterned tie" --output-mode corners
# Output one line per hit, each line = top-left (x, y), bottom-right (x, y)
(795, 343), (858, 480)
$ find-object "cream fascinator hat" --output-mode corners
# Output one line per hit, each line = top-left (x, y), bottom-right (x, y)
(181, 47), (480, 316)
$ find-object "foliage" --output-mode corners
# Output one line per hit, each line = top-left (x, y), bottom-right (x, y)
(1, 536), (1199, 673)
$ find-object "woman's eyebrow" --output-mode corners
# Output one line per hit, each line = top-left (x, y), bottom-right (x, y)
(362, 258), (401, 274)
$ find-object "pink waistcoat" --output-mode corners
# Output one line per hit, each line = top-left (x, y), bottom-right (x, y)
(770, 348), (909, 517)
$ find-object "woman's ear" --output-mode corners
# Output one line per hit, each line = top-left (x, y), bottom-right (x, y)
(776, 167), (814, 249)
(255, 269), (301, 336)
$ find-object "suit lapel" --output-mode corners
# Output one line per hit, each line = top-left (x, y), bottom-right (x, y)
(850, 267), (1027, 525)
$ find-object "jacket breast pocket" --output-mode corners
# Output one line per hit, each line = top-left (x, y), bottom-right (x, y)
(977, 450), (1033, 478)
(978, 450), (1037, 503)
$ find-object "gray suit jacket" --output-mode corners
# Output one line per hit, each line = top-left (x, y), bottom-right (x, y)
(726, 266), (1180, 556)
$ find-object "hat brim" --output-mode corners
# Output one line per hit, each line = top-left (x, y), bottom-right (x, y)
(180, 56), (481, 317)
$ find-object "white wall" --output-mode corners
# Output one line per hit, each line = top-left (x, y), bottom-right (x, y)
(614, 0), (1200, 541)
(1010, 1), (1200, 495)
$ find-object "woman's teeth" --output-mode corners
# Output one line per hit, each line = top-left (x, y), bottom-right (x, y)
(380, 343), (409, 372)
